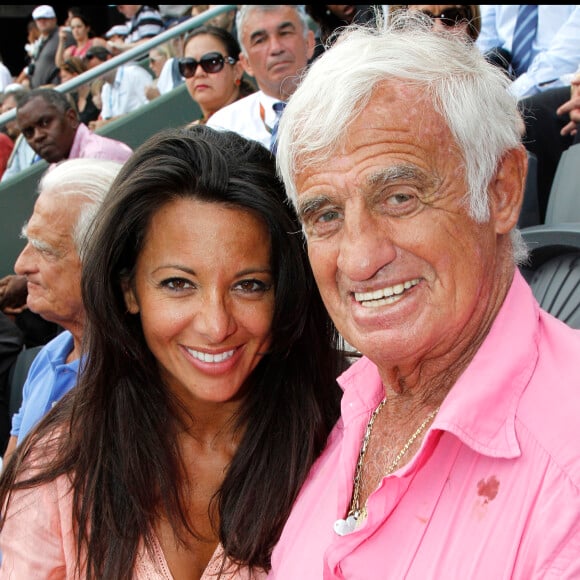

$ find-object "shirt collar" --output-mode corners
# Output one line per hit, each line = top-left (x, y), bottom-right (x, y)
(338, 270), (539, 459)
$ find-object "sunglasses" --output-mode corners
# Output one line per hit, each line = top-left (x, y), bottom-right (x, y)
(419, 7), (471, 27)
(178, 52), (236, 78)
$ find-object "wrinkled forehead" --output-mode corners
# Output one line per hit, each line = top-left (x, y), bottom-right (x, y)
(295, 80), (450, 172)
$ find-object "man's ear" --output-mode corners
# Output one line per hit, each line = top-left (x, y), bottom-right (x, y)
(488, 145), (527, 234)
(66, 107), (79, 129)
(305, 28), (316, 61)
(239, 52), (254, 79)
(121, 278), (140, 314)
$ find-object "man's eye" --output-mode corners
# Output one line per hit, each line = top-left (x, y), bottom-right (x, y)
(318, 209), (340, 223)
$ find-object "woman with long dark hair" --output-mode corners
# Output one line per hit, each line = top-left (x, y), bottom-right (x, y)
(0, 126), (346, 578)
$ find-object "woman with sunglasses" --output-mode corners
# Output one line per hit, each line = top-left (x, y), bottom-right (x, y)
(402, 5), (481, 42)
(180, 26), (256, 126)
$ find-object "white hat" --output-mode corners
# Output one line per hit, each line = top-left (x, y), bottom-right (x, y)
(105, 24), (129, 39)
(32, 5), (56, 20)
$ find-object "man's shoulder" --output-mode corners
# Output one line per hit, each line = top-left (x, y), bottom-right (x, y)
(207, 92), (262, 126)
(73, 123), (133, 162)
(28, 331), (74, 371)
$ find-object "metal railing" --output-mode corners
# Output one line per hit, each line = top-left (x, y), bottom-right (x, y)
(0, 4), (237, 128)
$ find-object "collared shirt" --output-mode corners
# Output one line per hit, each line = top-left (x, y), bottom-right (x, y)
(0, 125), (131, 184)
(270, 271), (580, 579)
(68, 122), (133, 163)
(10, 331), (80, 443)
(206, 90), (281, 150)
(100, 64), (153, 120)
(476, 5), (580, 98)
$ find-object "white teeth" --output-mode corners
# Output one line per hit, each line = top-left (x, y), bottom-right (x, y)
(354, 278), (420, 307)
(187, 348), (236, 363)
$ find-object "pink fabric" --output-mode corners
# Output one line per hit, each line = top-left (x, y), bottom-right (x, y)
(270, 271), (580, 579)
(68, 40), (95, 60)
(68, 122), (133, 164)
(0, 464), (265, 578)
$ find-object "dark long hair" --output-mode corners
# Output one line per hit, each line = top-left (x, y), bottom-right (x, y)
(0, 126), (345, 577)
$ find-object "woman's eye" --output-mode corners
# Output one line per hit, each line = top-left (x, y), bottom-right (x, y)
(235, 279), (271, 293)
(162, 278), (193, 291)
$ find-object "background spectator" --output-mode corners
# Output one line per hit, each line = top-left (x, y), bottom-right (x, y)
(2, 158), (123, 467)
(306, 5), (383, 60)
(16, 88), (133, 165)
(106, 5), (165, 54)
(27, 5), (65, 88)
(144, 42), (177, 101)
(476, 6), (580, 99)
(59, 56), (101, 125)
(0, 89), (37, 184)
(0, 54), (14, 93)
(103, 23), (129, 57)
(181, 25), (255, 125)
(84, 45), (153, 131)
(404, 5), (481, 42)
(14, 20), (41, 88)
(206, 5), (315, 149)
(55, 11), (107, 67)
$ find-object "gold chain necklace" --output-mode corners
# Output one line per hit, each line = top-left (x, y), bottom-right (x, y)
(333, 399), (439, 536)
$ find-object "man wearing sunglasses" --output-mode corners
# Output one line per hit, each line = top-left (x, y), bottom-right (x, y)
(207, 5), (315, 150)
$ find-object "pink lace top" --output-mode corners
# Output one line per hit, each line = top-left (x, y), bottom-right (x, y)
(0, 468), (266, 579)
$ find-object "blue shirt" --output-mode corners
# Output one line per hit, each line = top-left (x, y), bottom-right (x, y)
(10, 331), (80, 443)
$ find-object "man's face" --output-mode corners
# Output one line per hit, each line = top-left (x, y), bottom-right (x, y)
(294, 81), (522, 378)
(34, 17), (57, 36)
(239, 7), (315, 100)
(17, 96), (77, 163)
(14, 189), (84, 330)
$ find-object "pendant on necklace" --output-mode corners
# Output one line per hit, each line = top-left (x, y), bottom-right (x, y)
(333, 512), (359, 536)
(334, 505), (368, 536)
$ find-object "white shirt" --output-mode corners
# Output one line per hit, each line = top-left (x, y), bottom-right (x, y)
(476, 5), (580, 98)
(206, 90), (281, 150)
(155, 57), (181, 96)
(100, 64), (153, 120)
(0, 63), (13, 92)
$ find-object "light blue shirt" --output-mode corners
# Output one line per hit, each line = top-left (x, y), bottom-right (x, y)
(10, 331), (80, 443)
(476, 5), (580, 98)
(0, 134), (38, 183)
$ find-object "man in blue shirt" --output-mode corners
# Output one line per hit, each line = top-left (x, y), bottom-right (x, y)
(2, 158), (123, 466)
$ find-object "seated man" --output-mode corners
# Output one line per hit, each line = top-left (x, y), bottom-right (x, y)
(84, 45), (153, 131)
(15, 87), (133, 166)
(2, 158), (123, 467)
(0, 87), (134, 345)
(271, 10), (580, 577)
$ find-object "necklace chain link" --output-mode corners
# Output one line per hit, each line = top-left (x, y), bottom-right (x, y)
(348, 399), (439, 520)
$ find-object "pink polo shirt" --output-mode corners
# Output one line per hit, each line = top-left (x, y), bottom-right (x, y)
(270, 271), (580, 579)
